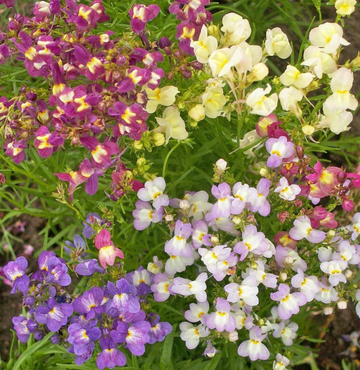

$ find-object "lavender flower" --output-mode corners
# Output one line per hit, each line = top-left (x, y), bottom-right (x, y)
(171, 273), (207, 302)
(68, 320), (101, 356)
(12, 316), (37, 343)
(72, 287), (104, 319)
(238, 326), (270, 361)
(3, 257), (29, 294)
(96, 337), (126, 369)
(180, 322), (209, 349)
(205, 298), (236, 332)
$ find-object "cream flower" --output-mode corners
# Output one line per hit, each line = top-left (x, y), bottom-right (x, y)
(265, 28), (292, 59)
(279, 86), (303, 115)
(155, 106), (188, 143)
(323, 67), (358, 111)
(189, 104), (206, 121)
(202, 86), (226, 118)
(234, 42), (262, 75)
(246, 84), (278, 116)
(319, 108), (353, 134)
(335, 0), (357, 16)
(145, 86), (179, 113)
(301, 46), (337, 78)
(309, 22), (349, 54)
(190, 25), (218, 64)
(208, 46), (242, 78)
(220, 13), (251, 46)
(279, 65), (314, 89)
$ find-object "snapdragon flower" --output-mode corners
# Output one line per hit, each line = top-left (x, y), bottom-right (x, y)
(171, 272), (208, 302)
(238, 326), (270, 361)
(275, 177), (301, 201)
(246, 84), (278, 116)
(205, 298), (236, 332)
(180, 322), (210, 349)
(289, 215), (326, 243)
(265, 28), (292, 59)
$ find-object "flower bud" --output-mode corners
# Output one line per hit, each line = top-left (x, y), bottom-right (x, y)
(232, 216), (242, 225)
(207, 24), (221, 40)
(164, 214), (173, 222)
(151, 132), (165, 146)
(228, 331), (239, 342)
(259, 168), (269, 177)
(159, 37), (172, 49)
(247, 63), (269, 82)
(279, 272), (287, 282)
(284, 256), (293, 266)
(327, 230), (336, 238)
(337, 300), (347, 309)
(323, 306), (334, 315)
(179, 199), (190, 210)
(302, 125), (315, 135)
(345, 269), (353, 279)
(189, 104), (205, 122)
(210, 236), (219, 245)
(133, 141), (143, 150)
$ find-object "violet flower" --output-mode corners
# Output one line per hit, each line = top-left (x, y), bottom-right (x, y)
(12, 316), (37, 343)
(289, 215), (326, 243)
(68, 320), (101, 356)
(171, 272), (207, 302)
(106, 278), (140, 314)
(96, 337), (126, 369)
(266, 136), (294, 168)
(132, 200), (163, 231)
(165, 220), (193, 257)
(148, 314), (172, 344)
(72, 286), (104, 319)
(3, 257), (29, 294)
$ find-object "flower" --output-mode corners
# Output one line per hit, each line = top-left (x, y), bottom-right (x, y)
(180, 322), (209, 349)
(234, 224), (268, 261)
(274, 177), (301, 201)
(155, 106), (188, 143)
(279, 65), (314, 89)
(68, 320), (101, 356)
(132, 200), (163, 231)
(145, 86), (179, 113)
(72, 286), (105, 319)
(246, 84), (278, 116)
(3, 257), (29, 294)
(289, 215), (326, 243)
(171, 272), (208, 302)
(220, 13), (251, 46)
(205, 298), (236, 332)
(265, 136), (294, 168)
(238, 326), (270, 361)
(94, 229), (124, 269)
(335, 0), (356, 15)
(165, 220), (193, 257)
(265, 28), (292, 59)
(208, 46), (242, 78)
(96, 337), (126, 369)
(273, 354), (290, 370)
(191, 25), (218, 63)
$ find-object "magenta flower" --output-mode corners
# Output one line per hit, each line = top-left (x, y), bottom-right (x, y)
(306, 161), (340, 194)
(238, 326), (270, 361)
(94, 229), (124, 269)
(289, 215), (326, 243)
(5, 140), (27, 164)
(270, 284), (307, 320)
(80, 137), (119, 167)
(165, 220), (193, 257)
(266, 136), (294, 168)
(111, 321), (151, 356)
(34, 298), (73, 332)
(205, 298), (236, 332)
(129, 4), (160, 34)
(78, 158), (103, 195)
(3, 257), (29, 294)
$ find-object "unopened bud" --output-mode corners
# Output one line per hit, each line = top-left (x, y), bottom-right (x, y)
(207, 24), (221, 40)
(345, 269), (353, 279)
(164, 214), (174, 222)
(232, 216), (242, 225)
(337, 300), (347, 309)
(284, 256), (293, 266)
(189, 104), (205, 122)
(323, 306), (334, 315)
(133, 141), (143, 150)
(210, 236), (219, 245)
(151, 132), (165, 146)
(247, 63), (269, 82)
(179, 199), (190, 210)
(259, 168), (269, 177)
(279, 272), (287, 282)
(228, 331), (238, 342)
(302, 125), (315, 135)
(327, 230), (336, 238)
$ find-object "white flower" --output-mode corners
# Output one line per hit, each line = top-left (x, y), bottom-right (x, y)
(319, 106), (353, 134)
(273, 354), (290, 370)
(165, 253), (197, 276)
(275, 177), (301, 201)
(191, 25), (218, 64)
(155, 106), (188, 143)
(234, 42), (263, 75)
(279, 65), (314, 89)
(239, 130), (262, 157)
(221, 13), (251, 46)
(278, 86), (303, 116)
(185, 301), (209, 323)
(323, 68), (358, 111)
(208, 46), (242, 78)
(246, 84), (278, 116)
(247, 63), (269, 82)
(145, 86), (179, 113)
(309, 22), (349, 54)
(265, 28), (292, 59)
(202, 86), (226, 118)
(335, 0), (357, 16)
(188, 104), (205, 122)
(180, 322), (209, 349)
(302, 46), (337, 78)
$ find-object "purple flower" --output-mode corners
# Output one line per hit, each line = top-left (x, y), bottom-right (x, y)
(270, 284), (307, 320)
(35, 298), (73, 332)
(231, 182), (257, 215)
(289, 215), (326, 243)
(148, 315), (172, 344)
(64, 235), (86, 257)
(132, 200), (163, 231)
(46, 257), (71, 286)
(165, 220), (193, 257)
(12, 316), (37, 343)
(224, 277), (259, 306)
(68, 320), (101, 355)
(205, 298), (236, 332)
(207, 182), (233, 220)
(266, 136), (294, 168)
(68, 342), (95, 366)
(106, 279), (140, 314)
(75, 259), (105, 276)
(129, 4), (160, 34)
(249, 178), (271, 216)
(3, 257), (29, 294)
(151, 273), (171, 302)
(238, 326), (270, 361)
(72, 287), (104, 319)
(234, 224), (268, 261)
(79, 158), (103, 195)
(97, 337), (126, 369)
(111, 321), (151, 355)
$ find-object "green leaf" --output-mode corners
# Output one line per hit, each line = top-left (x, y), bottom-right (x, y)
(13, 332), (53, 370)
(204, 354), (222, 370)
(160, 329), (176, 370)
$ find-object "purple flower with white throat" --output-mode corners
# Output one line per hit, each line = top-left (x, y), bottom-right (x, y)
(207, 182), (233, 220)
(320, 259), (347, 286)
(289, 215), (326, 243)
(205, 298), (236, 332)
(148, 315), (172, 344)
(275, 245), (307, 272)
(171, 273), (207, 302)
(133, 200), (163, 230)
(34, 297), (73, 332)
(165, 220), (193, 257)
(225, 277), (259, 306)
(291, 270), (320, 302)
(315, 282), (339, 303)
(273, 320), (298, 346)
(249, 178), (271, 216)
(183, 191), (212, 220)
(275, 177), (301, 201)
(68, 320), (101, 356)
(12, 316), (37, 343)
(72, 287), (104, 319)
(46, 256), (71, 286)
(96, 337), (126, 369)
(266, 136), (294, 168)
(270, 284), (307, 320)
(110, 321), (151, 356)
(191, 220), (212, 249)
(347, 213), (360, 241)
(243, 260), (278, 288)
(107, 278), (140, 314)
(238, 326), (270, 361)
(185, 301), (209, 323)
(137, 177), (169, 210)
(68, 342), (95, 366)
(198, 245), (231, 273)
(151, 273), (172, 302)
(180, 322), (209, 349)
(3, 257), (29, 294)
(75, 259), (105, 276)
(234, 225), (268, 261)
(165, 253), (196, 276)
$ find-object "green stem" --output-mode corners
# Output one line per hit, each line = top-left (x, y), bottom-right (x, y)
(162, 141), (181, 179)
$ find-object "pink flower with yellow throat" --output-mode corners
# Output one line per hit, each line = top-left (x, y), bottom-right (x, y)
(95, 229), (124, 269)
